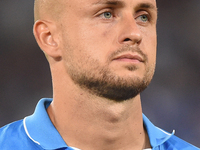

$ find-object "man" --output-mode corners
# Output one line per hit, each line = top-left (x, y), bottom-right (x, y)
(0, 0), (199, 149)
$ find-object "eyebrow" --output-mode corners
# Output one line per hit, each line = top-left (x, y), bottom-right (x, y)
(93, 0), (125, 7)
(135, 3), (158, 12)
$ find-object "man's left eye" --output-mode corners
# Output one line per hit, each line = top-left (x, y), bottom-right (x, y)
(138, 15), (149, 22)
(140, 15), (149, 22)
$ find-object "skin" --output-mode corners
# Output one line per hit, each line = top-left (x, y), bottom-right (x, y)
(34, 0), (157, 149)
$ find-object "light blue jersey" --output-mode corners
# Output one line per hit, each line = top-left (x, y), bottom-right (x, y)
(0, 98), (199, 150)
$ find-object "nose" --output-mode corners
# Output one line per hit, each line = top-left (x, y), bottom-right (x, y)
(118, 14), (142, 45)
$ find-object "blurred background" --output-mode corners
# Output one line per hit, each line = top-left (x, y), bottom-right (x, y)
(0, 0), (199, 147)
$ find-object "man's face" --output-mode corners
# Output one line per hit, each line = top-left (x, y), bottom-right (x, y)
(57, 0), (157, 101)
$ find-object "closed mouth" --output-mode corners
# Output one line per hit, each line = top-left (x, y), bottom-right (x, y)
(113, 53), (144, 62)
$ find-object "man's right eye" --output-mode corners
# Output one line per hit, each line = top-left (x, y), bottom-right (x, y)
(98, 11), (114, 19)
(103, 12), (112, 19)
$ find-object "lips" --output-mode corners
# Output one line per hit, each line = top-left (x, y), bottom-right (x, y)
(112, 53), (144, 62)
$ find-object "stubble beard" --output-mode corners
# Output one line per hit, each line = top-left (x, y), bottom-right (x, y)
(66, 47), (155, 102)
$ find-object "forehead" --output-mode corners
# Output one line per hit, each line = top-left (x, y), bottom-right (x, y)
(68, 0), (157, 11)
(93, 0), (156, 4)
(93, 0), (154, 4)
(64, 0), (157, 11)
(93, 0), (157, 10)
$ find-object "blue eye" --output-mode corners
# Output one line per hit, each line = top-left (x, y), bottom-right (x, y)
(139, 15), (148, 22)
(103, 12), (112, 19)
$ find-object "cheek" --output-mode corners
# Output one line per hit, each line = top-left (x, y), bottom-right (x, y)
(61, 31), (107, 70)
(76, 27), (115, 63)
(141, 28), (157, 61)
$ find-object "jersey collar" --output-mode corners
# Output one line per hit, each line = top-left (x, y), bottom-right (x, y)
(23, 98), (68, 149)
(24, 98), (174, 149)
(143, 114), (175, 148)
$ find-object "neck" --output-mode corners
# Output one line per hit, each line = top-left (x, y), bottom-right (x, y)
(48, 91), (151, 150)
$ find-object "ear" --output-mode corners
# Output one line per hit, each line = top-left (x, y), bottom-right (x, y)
(33, 20), (61, 60)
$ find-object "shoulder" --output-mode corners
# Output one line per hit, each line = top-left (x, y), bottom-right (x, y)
(0, 120), (41, 150)
(161, 134), (200, 150)
(0, 120), (24, 141)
